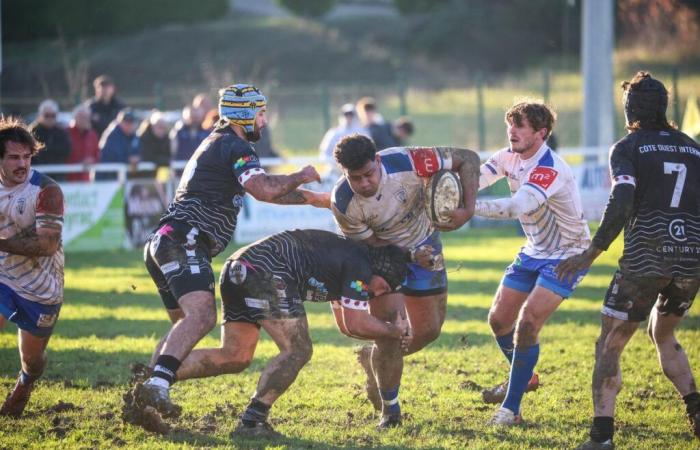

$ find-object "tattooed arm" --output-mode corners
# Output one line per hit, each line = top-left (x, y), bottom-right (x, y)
(270, 189), (331, 208)
(434, 147), (481, 230)
(0, 184), (63, 257)
(243, 165), (321, 203)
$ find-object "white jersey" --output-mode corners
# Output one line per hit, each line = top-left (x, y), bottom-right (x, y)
(478, 143), (590, 259)
(0, 170), (64, 304)
(331, 147), (451, 249)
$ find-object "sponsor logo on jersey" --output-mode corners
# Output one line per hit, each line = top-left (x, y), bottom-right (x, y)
(234, 154), (258, 170)
(528, 167), (558, 189)
(669, 218), (687, 242)
(232, 194), (244, 208)
(229, 260), (248, 285)
(350, 280), (367, 293)
(408, 148), (440, 177)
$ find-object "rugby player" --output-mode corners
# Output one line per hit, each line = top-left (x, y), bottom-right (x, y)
(331, 135), (480, 428)
(557, 72), (700, 449)
(167, 229), (410, 437)
(137, 84), (327, 418)
(0, 118), (65, 418)
(475, 101), (591, 425)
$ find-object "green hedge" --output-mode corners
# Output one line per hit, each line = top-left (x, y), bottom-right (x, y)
(3, 0), (228, 42)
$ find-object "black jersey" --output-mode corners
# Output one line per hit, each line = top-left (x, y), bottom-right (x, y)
(610, 128), (700, 277)
(159, 127), (264, 256)
(227, 229), (374, 303)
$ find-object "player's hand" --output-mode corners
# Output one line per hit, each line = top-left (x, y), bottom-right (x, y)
(411, 245), (435, 269)
(437, 208), (471, 231)
(555, 247), (601, 283)
(307, 191), (331, 209)
(393, 312), (412, 353)
(296, 165), (322, 184)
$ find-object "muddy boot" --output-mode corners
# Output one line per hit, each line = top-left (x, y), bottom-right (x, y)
(377, 412), (402, 430)
(231, 419), (283, 439)
(481, 372), (540, 404)
(0, 372), (34, 418)
(134, 381), (181, 419)
(355, 345), (382, 411)
(574, 439), (615, 450)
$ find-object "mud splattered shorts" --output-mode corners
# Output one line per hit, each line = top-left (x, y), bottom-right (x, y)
(602, 270), (699, 322)
(402, 231), (448, 297)
(144, 221), (215, 310)
(219, 259), (306, 326)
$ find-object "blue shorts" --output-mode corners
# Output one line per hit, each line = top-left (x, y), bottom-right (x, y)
(502, 252), (587, 299)
(402, 231), (448, 297)
(0, 283), (61, 337)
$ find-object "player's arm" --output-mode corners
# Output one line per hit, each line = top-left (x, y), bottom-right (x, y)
(434, 147), (481, 228)
(478, 154), (506, 190)
(339, 303), (404, 340)
(268, 188), (331, 208)
(474, 185), (544, 219)
(556, 144), (636, 281)
(243, 165), (321, 203)
(0, 185), (63, 257)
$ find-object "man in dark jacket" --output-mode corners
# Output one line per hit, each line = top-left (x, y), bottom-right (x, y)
(29, 100), (71, 180)
(87, 75), (126, 138)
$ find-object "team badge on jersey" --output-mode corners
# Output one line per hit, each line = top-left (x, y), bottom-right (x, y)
(16, 198), (26, 215)
(229, 260), (248, 285)
(408, 148), (440, 177)
(234, 154), (258, 170)
(528, 167), (558, 189)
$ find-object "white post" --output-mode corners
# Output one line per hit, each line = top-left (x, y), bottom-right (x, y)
(581, 0), (615, 160)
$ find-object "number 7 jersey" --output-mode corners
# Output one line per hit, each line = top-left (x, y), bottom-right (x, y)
(610, 128), (700, 277)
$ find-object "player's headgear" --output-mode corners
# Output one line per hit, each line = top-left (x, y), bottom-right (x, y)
(219, 84), (267, 136)
(622, 71), (668, 127)
(367, 245), (407, 292)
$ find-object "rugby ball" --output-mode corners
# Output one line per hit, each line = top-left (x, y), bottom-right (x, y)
(424, 170), (463, 226)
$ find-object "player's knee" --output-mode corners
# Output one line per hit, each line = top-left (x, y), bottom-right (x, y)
(22, 351), (47, 375)
(514, 318), (538, 347)
(488, 310), (510, 336)
(220, 350), (253, 373)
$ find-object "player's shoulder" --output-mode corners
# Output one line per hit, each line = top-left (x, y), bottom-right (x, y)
(379, 147), (414, 175)
(29, 170), (62, 192)
(331, 177), (355, 215)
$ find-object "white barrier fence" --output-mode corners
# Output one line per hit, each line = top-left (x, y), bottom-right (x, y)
(37, 146), (610, 251)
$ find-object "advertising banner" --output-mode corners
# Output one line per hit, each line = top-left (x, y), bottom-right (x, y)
(124, 180), (170, 248)
(62, 182), (125, 251)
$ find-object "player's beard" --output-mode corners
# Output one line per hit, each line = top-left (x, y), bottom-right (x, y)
(246, 123), (263, 142)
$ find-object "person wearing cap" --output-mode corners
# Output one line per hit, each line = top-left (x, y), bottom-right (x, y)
(28, 100), (72, 173)
(132, 83), (327, 425)
(318, 103), (369, 170)
(557, 71), (700, 449)
(86, 75), (126, 138)
(98, 108), (140, 176)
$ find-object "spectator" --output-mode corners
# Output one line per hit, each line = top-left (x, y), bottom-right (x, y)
(392, 117), (415, 147)
(201, 109), (220, 131)
(192, 92), (213, 117)
(137, 111), (171, 177)
(170, 106), (209, 161)
(87, 74), (125, 138)
(356, 96), (397, 150)
(66, 104), (100, 182)
(318, 103), (369, 165)
(29, 99), (71, 180)
(99, 108), (139, 177)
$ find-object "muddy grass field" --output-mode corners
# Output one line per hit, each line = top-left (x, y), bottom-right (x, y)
(0, 228), (698, 449)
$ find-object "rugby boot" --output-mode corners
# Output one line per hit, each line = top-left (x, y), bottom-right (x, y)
(481, 372), (540, 404)
(0, 372), (34, 418)
(134, 381), (181, 419)
(355, 345), (382, 411)
(687, 401), (700, 439)
(574, 439), (615, 450)
(488, 406), (522, 426)
(377, 412), (402, 430)
(231, 419), (283, 439)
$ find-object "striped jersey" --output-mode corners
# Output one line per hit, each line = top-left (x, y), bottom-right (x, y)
(331, 147), (450, 249)
(608, 129), (700, 277)
(0, 170), (64, 304)
(159, 126), (264, 256)
(227, 229), (374, 307)
(479, 143), (590, 259)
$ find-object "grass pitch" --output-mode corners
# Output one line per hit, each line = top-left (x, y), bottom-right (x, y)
(0, 228), (698, 449)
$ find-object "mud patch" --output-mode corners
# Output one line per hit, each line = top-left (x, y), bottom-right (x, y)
(130, 362), (153, 385)
(459, 380), (482, 391)
(45, 400), (82, 414)
(121, 385), (170, 435)
(47, 416), (73, 438)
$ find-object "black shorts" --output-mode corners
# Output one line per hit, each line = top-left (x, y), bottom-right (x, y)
(602, 270), (699, 322)
(144, 221), (215, 310)
(220, 259), (306, 325)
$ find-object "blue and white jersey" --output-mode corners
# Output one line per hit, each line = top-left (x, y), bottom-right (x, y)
(331, 147), (450, 249)
(479, 143), (590, 259)
(0, 170), (64, 305)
